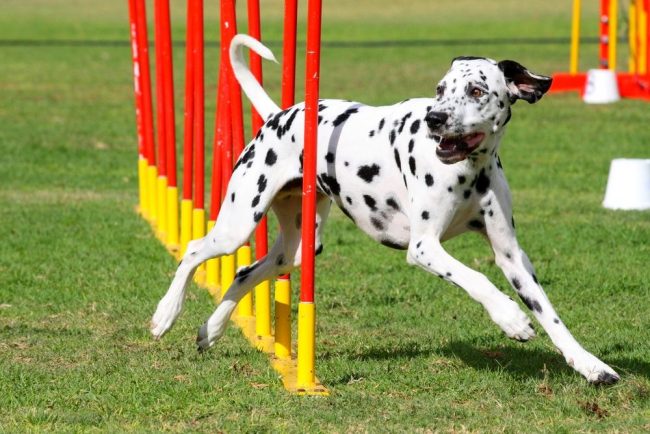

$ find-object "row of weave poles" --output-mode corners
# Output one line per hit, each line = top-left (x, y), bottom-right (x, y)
(127, 0), (328, 394)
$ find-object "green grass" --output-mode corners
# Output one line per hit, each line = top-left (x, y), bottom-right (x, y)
(1, 0), (649, 432)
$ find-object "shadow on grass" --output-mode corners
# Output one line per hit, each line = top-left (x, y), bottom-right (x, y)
(326, 338), (650, 384)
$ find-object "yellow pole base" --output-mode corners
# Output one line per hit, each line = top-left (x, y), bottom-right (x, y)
(192, 208), (206, 285)
(146, 165), (158, 227)
(138, 157), (148, 218)
(179, 199), (193, 257)
(297, 301), (316, 390)
(156, 176), (168, 242)
(255, 279), (272, 338)
(205, 220), (220, 299)
(221, 253), (235, 299)
(166, 186), (180, 256)
(274, 277), (292, 360)
(236, 246), (253, 317)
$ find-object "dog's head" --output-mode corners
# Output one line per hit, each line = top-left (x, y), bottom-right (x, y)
(426, 57), (552, 164)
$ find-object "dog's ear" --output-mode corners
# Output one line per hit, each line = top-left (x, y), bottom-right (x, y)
(498, 60), (552, 104)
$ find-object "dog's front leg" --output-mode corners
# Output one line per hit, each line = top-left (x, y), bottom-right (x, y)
(407, 234), (535, 342)
(483, 189), (620, 384)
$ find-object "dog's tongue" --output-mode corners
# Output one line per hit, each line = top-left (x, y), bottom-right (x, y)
(439, 133), (484, 151)
(464, 133), (484, 147)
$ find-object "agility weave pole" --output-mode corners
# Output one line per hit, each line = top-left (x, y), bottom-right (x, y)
(127, 0), (328, 395)
(550, 0), (650, 99)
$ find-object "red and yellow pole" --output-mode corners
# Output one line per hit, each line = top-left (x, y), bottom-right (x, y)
(219, 0), (236, 298)
(247, 0), (271, 331)
(180, 0), (195, 257)
(297, 0), (323, 391)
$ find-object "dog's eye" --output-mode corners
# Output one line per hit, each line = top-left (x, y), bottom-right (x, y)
(470, 87), (485, 98)
(436, 85), (445, 97)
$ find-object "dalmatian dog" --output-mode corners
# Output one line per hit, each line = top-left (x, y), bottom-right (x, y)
(151, 34), (619, 385)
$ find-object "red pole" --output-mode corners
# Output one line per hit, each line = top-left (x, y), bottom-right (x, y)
(127, 0), (145, 159)
(599, 0), (610, 68)
(247, 0), (268, 260)
(300, 0), (323, 304)
(282, 0), (298, 110)
(278, 0), (298, 282)
(134, 0), (156, 166)
(154, 0), (167, 179)
(192, 0), (205, 210)
(210, 62), (228, 221)
(218, 1), (234, 201)
(159, 0), (177, 188)
(222, 0), (246, 162)
(181, 0), (195, 202)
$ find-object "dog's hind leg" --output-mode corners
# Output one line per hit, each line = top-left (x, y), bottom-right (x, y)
(196, 193), (331, 350)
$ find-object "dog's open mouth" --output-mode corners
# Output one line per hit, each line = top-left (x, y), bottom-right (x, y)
(434, 132), (485, 164)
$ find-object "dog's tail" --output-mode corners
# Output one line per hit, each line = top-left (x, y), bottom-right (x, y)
(230, 34), (281, 120)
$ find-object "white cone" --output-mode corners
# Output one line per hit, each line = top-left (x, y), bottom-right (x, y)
(603, 159), (650, 210)
(583, 69), (620, 104)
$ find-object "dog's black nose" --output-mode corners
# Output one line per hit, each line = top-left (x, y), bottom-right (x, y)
(425, 111), (448, 130)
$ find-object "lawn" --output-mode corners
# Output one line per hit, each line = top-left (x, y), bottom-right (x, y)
(1, 0), (649, 432)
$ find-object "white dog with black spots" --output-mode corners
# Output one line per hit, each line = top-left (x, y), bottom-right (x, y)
(151, 35), (619, 385)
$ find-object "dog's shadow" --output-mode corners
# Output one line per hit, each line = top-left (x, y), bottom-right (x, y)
(328, 338), (650, 384)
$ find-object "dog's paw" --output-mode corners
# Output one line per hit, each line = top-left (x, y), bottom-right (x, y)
(491, 300), (536, 342)
(150, 296), (183, 339)
(565, 351), (620, 385)
(195, 317), (229, 351)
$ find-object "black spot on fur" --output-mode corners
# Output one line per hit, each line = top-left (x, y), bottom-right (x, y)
(315, 244), (324, 256)
(389, 129), (396, 145)
(475, 169), (490, 194)
(332, 107), (359, 127)
(424, 173), (434, 187)
(345, 196), (352, 205)
(458, 175), (466, 184)
(368, 130), (375, 138)
(357, 164), (381, 183)
(421, 211), (429, 220)
(231, 192), (235, 202)
(298, 150), (303, 173)
(408, 139), (415, 153)
(254, 212), (264, 223)
(519, 294), (543, 313)
(380, 238), (407, 250)
(257, 174), (268, 193)
(325, 152), (335, 163)
(378, 118), (385, 131)
(264, 148), (277, 166)
(371, 217), (385, 231)
(235, 261), (262, 283)
(386, 197), (400, 210)
(410, 119), (421, 134)
(503, 107), (512, 126)
(463, 189), (472, 199)
(398, 112), (412, 133)
(532, 273), (539, 284)
(276, 254), (285, 266)
(363, 195), (377, 211)
(320, 173), (340, 196)
(408, 156), (416, 176)
(251, 195), (260, 208)
(394, 149), (402, 171)
(553, 318), (560, 324)
(512, 278), (522, 291)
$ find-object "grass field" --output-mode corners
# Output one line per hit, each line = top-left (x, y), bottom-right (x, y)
(1, 0), (650, 432)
